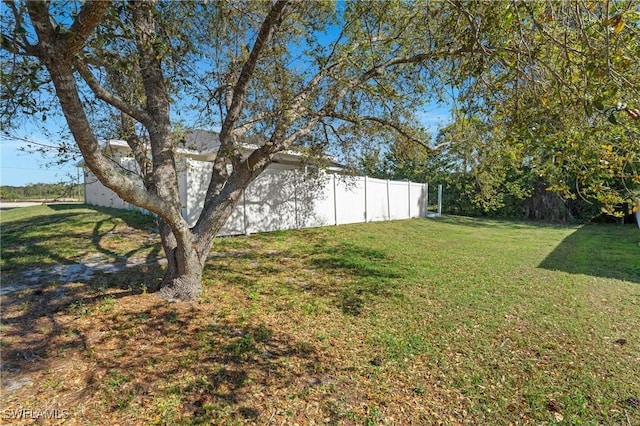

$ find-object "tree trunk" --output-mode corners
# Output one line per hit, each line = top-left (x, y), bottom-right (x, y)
(157, 246), (204, 302)
(153, 219), (203, 301)
(157, 168), (261, 301)
(27, 0), (288, 303)
(155, 212), (233, 301)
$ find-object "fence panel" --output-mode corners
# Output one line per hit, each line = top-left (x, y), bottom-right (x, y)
(244, 169), (298, 234)
(334, 176), (366, 225)
(296, 171), (334, 229)
(366, 177), (388, 221)
(410, 182), (426, 218)
(388, 180), (410, 220)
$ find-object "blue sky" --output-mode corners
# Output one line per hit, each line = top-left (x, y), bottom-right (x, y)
(0, 113), (82, 186)
(1, 135), (82, 187)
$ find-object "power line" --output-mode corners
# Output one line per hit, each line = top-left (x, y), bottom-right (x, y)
(1, 166), (76, 171)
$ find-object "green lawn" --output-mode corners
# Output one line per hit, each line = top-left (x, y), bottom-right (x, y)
(1, 205), (639, 424)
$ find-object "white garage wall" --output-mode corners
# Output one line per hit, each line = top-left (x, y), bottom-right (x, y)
(84, 169), (127, 210)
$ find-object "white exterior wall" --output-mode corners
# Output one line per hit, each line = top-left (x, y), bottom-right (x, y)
(84, 169), (127, 210)
(85, 157), (429, 235)
(83, 157), (145, 212)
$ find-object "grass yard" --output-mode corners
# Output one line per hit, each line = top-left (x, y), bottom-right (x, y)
(1, 204), (639, 425)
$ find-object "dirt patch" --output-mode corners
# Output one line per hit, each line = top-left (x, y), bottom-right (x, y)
(1, 254), (167, 296)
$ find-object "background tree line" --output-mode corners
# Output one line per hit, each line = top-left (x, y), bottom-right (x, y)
(359, 1), (640, 224)
(0, 183), (83, 200)
(361, 107), (639, 224)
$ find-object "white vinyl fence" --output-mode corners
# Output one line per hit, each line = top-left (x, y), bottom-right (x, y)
(216, 170), (429, 236)
(84, 166), (435, 236)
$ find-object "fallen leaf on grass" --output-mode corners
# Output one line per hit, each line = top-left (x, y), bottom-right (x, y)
(370, 355), (383, 366)
(624, 396), (640, 409)
(547, 399), (561, 413)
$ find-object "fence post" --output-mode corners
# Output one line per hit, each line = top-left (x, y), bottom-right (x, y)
(425, 183), (429, 217)
(243, 190), (249, 235)
(364, 175), (368, 222)
(408, 180), (411, 218)
(294, 169), (299, 229)
(386, 179), (391, 220)
(82, 169), (87, 203)
(438, 184), (443, 217)
(333, 173), (338, 225)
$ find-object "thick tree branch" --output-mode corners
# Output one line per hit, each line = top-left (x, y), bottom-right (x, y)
(50, 63), (178, 224)
(131, 0), (190, 248)
(25, 1), (55, 45)
(66, 1), (110, 53)
(27, 1), (108, 58)
(232, 111), (274, 139)
(26, 0), (182, 228)
(218, 0), (290, 154)
(73, 58), (154, 127)
(198, 0), (291, 230)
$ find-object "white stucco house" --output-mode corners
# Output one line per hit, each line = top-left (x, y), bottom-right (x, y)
(81, 130), (430, 235)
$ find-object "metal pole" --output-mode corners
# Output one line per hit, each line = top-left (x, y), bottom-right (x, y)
(425, 183), (429, 217)
(438, 184), (443, 217)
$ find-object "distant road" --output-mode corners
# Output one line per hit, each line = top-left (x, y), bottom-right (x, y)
(0, 200), (82, 210)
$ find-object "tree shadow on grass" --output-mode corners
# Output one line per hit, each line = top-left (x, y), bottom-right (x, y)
(205, 236), (405, 316)
(308, 240), (405, 315)
(0, 280), (329, 424)
(0, 204), (355, 423)
(1, 204), (163, 293)
(47, 203), (156, 231)
(538, 224), (640, 284)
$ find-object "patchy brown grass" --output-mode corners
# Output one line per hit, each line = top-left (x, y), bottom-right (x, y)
(1, 205), (639, 424)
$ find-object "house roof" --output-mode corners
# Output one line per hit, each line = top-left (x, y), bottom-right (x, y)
(175, 129), (220, 157)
